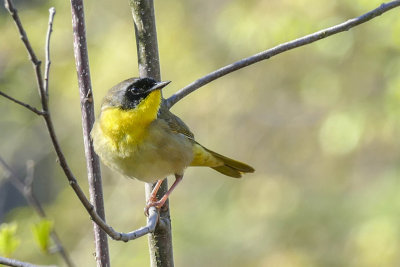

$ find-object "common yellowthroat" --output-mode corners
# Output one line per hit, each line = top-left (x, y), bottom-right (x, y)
(91, 77), (254, 212)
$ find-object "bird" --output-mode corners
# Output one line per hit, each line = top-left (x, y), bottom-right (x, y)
(91, 77), (254, 213)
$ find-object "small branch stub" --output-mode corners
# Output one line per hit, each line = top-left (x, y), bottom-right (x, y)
(44, 7), (56, 97)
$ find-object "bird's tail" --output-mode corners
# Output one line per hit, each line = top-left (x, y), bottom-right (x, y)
(190, 143), (255, 178)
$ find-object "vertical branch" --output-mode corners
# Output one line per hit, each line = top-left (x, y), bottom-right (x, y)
(69, 1), (110, 266)
(129, 0), (175, 266)
(130, 0), (160, 80)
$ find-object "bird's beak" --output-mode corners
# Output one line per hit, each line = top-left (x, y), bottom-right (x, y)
(147, 80), (171, 93)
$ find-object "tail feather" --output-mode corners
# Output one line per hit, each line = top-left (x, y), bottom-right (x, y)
(211, 166), (242, 178)
(190, 143), (255, 178)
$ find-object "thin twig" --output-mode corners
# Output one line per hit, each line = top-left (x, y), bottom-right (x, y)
(0, 91), (45, 115)
(0, 256), (57, 267)
(0, 157), (75, 267)
(4, 0), (39, 66)
(4, 0), (161, 245)
(4, 0), (47, 107)
(44, 7), (56, 96)
(166, 0), (400, 108)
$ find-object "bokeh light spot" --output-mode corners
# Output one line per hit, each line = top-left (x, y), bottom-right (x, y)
(351, 218), (398, 266)
(319, 112), (363, 155)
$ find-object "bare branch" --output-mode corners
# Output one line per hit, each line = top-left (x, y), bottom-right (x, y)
(166, 0), (400, 108)
(0, 256), (56, 267)
(3, 0), (110, 245)
(0, 91), (45, 115)
(44, 8), (56, 96)
(4, 0), (161, 250)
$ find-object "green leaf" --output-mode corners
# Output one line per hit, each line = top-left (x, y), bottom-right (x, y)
(0, 223), (21, 257)
(31, 219), (54, 253)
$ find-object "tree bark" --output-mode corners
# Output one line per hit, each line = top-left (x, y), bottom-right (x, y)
(70, 0), (110, 266)
(129, 0), (175, 266)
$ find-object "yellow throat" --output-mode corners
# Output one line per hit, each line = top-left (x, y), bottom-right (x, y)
(99, 90), (161, 156)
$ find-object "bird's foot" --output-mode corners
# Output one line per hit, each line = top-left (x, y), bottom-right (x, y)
(144, 175), (183, 216)
(144, 199), (166, 216)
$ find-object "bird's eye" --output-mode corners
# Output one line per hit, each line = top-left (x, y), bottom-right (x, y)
(126, 87), (145, 99)
(122, 86), (147, 110)
(121, 77), (157, 109)
(126, 85), (138, 95)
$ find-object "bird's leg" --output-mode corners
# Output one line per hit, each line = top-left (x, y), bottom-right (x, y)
(144, 174), (183, 216)
(147, 179), (164, 203)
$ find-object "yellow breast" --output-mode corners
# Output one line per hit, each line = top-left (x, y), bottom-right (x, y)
(98, 90), (161, 157)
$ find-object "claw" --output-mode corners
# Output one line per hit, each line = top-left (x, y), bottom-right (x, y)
(144, 174), (184, 216)
(146, 195), (158, 206)
(144, 200), (164, 216)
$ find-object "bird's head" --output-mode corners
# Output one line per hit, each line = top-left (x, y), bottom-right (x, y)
(101, 77), (170, 111)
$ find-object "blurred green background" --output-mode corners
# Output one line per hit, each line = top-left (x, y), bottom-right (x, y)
(1, 0), (400, 266)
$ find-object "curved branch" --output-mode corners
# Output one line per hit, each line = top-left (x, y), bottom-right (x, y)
(166, 0), (400, 108)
